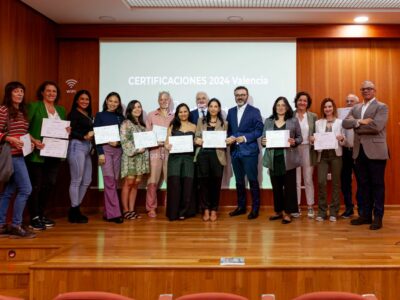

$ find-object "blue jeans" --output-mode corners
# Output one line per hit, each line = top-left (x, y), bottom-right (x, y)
(67, 139), (92, 207)
(0, 156), (32, 226)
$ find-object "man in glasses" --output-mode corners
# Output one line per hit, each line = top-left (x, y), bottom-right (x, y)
(343, 81), (389, 230)
(226, 86), (263, 219)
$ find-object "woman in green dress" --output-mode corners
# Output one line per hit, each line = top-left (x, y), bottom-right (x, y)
(120, 100), (150, 220)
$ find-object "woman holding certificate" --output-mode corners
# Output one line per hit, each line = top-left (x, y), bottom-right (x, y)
(67, 90), (94, 223)
(165, 103), (196, 221)
(262, 97), (302, 224)
(94, 92), (124, 224)
(194, 98), (227, 222)
(0, 82), (36, 238)
(313, 98), (345, 222)
(120, 100), (149, 220)
(27, 81), (68, 231)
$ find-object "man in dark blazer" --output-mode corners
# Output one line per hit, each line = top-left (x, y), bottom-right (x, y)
(226, 86), (263, 219)
(342, 80), (389, 230)
(189, 91), (209, 125)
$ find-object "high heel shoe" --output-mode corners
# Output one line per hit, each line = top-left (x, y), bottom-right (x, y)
(203, 210), (210, 221)
(210, 211), (217, 222)
(282, 215), (292, 224)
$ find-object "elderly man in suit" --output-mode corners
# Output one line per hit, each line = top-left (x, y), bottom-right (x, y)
(342, 81), (389, 230)
(226, 86), (264, 219)
(189, 92), (209, 125)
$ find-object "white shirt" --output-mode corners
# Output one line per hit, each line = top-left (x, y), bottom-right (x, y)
(237, 103), (248, 126)
(45, 106), (60, 120)
(361, 98), (376, 119)
(296, 112), (309, 145)
(197, 108), (207, 119)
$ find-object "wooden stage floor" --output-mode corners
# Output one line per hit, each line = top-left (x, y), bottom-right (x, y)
(1, 206), (400, 300)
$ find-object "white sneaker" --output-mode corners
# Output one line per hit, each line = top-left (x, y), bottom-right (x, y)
(329, 216), (337, 222)
(315, 216), (324, 222)
(307, 207), (315, 218)
(291, 207), (301, 218)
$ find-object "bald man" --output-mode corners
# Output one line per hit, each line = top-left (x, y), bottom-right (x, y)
(189, 91), (209, 125)
(342, 81), (389, 230)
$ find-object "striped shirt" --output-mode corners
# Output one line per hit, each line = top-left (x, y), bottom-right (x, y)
(0, 105), (29, 156)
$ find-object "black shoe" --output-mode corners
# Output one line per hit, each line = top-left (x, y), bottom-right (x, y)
(247, 211), (259, 220)
(269, 213), (283, 221)
(340, 209), (354, 219)
(350, 217), (372, 225)
(9, 225), (36, 239)
(370, 217), (382, 230)
(29, 217), (46, 231)
(0, 224), (11, 238)
(229, 207), (246, 217)
(107, 217), (124, 224)
(41, 216), (55, 228)
(77, 206), (89, 223)
(282, 215), (292, 224)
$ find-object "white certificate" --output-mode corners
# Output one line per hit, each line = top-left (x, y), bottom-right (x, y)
(313, 132), (338, 150)
(265, 130), (290, 148)
(202, 130), (227, 148)
(169, 135), (194, 154)
(133, 131), (158, 148)
(40, 118), (70, 139)
(153, 125), (168, 142)
(20, 133), (33, 157)
(338, 107), (352, 120)
(93, 125), (120, 145)
(40, 137), (69, 158)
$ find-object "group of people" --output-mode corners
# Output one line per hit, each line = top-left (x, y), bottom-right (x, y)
(0, 80), (388, 239)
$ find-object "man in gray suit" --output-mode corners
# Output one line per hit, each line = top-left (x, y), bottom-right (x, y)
(342, 80), (389, 230)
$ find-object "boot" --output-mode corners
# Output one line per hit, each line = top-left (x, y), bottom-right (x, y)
(76, 205), (89, 223)
(68, 207), (78, 223)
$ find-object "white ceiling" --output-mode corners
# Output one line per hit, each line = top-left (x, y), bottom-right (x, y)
(21, 0), (400, 24)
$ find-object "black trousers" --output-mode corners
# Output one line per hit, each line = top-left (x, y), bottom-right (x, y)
(341, 147), (363, 213)
(355, 146), (386, 219)
(197, 150), (223, 211)
(270, 168), (298, 214)
(27, 158), (61, 219)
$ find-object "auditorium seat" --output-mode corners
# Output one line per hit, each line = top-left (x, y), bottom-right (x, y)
(52, 291), (135, 300)
(175, 292), (248, 300)
(0, 295), (24, 300)
(292, 291), (378, 300)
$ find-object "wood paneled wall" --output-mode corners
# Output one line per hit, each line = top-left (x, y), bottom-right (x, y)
(0, 0), (57, 101)
(297, 39), (400, 204)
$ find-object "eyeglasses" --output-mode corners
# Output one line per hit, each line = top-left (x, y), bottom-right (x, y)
(235, 94), (247, 97)
(360, 87), (374, 91)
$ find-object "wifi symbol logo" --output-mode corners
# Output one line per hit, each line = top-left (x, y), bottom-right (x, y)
(66, 79), (78, 89)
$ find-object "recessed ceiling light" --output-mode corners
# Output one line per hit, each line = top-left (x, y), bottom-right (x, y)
(99, 16), (116, 21)
(227, 16), (243, 22)
(354, 16), (369, 23)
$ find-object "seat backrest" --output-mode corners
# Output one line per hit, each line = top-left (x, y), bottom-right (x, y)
(176, 292), (248, 300)
(293, 291), (377, 300)
(53, 291), (134, 300)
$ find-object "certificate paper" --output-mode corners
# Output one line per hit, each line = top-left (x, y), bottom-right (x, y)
(133, 131), (158, 148)
(152, 125), (168, 142)
(169, 135), (194, 154)
(202, 131), (227, 148)
(265, 130), (290, 148)
(20, 133), (33, 157)
(313, 132), (338, 150)
(93, 125), (120, 145)
(40, 118), (70, 139)
(40, 137), (69, 158)
(338, 107), (352, 120)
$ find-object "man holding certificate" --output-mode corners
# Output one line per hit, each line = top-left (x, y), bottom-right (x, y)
(262, 97), (302, 224)
(312, 98), (345, 222)
(194, 98), (228, 222)
(226, 86), (263, 220)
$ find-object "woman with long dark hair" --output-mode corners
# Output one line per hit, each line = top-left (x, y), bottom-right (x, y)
(262, 97), (302, 224)
(165, 103), (196, 221)
(120, 100), (149, 220)
(0, 81), (36, 238)
(27, 80), (69, 231)
(194, 98), (228, 222)
(94, 92), (124, 224)
(67, 90), (94, 223)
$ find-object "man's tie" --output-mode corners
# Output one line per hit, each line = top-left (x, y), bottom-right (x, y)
(201, 109), (206, 118)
